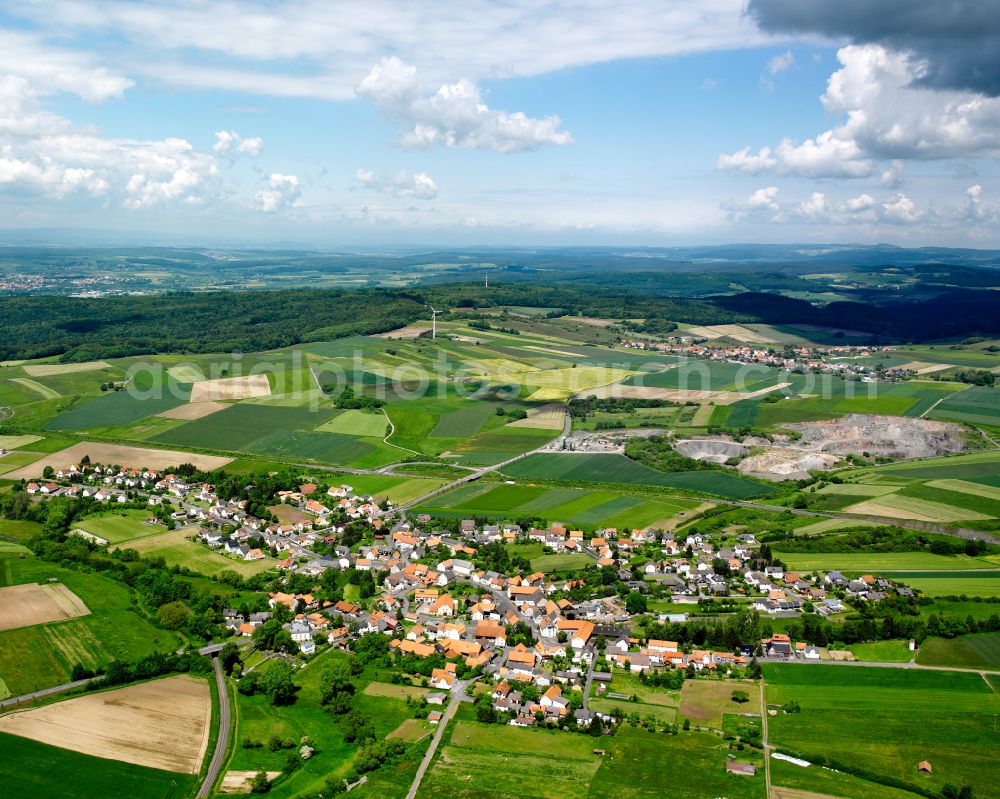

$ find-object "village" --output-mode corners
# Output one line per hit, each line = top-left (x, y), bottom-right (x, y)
(17, 457), (924, 732)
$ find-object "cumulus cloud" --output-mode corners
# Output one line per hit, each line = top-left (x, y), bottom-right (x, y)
(213, 130), (263, 157)
(767, 50), (795, 75)
(0, 35), (218, 208)
(253, 173), (302, 212)
(724, 185), (1000, 231)
(355, 168), (438, 199)
(748, 0), (1000, 97)
(357, 57), (573, 153)
(717, 44), (1000, 177)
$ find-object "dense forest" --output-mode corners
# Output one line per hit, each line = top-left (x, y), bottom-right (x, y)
(4, 274), (1000, 360)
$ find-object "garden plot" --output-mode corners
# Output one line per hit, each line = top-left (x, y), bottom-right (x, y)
(189, 374), (271, 402)
(0, 675), (211, 774)
(0, 582), (90, 631)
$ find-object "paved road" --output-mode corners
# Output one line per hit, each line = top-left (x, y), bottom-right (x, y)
(197, 657), (231, 798)
(0, 675), (104, 709)
(404, 678), (475, 799)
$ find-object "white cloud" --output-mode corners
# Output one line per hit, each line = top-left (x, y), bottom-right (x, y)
(880, 193), (920, 224)
(357, 58), (573, 153)
(719, 186), (1000, 231)
(719, 44), (1000, 178)
(213, 130), (263, 157)
(355, 168), (438, 199)
(253, 173), (302, 212)
(767, 50), (795, 75)
(880, 159), (904, 187)
(11, 1), (762, 100)
(0, 38), (218, 209)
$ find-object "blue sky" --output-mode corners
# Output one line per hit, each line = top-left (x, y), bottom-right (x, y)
(0, 1), (998, 246)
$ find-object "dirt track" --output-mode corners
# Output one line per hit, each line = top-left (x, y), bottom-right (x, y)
(0, 675), (211, 774)
(0, 583), (90, 631)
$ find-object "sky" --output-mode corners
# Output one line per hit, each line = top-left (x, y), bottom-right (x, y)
(0, 0), (999, 247)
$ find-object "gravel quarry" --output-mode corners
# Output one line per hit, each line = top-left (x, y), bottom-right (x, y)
(674, 438), (749, 464)
(786, 414), (967, 459)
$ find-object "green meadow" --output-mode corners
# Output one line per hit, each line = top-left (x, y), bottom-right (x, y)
(762, 664), (999, 799)
(0, 553), (183, 696)
(501, 452), (771, 499)
(416, 481), (699, 530)
(0, 732), (196, 799)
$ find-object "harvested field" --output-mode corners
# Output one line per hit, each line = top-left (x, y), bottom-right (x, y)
(9, 377), (60, 399)
(523, 345), (585, 358)
(363, 682), (429, 700)
(898, 361), (955, 375)
(571, 316), (615, 327)
(269, 504), (313, 524)
(4, 442), (232, 479)
(221, 771), (282, 793)
(586, 384), (716, 401)
(507, 402), (566, 430)
(22, 360), (112, 377)
(787, 414), (965, 459)
(189, 374), (271, 402)
(0, 582), (90, 631)
(157, 401), (228, 420)
(165, 364), (206, 382)
(0, 675), (211, 774)
(386, 718), (433, 742)
(844, 496), (991, 523)
(0, 434), (41, 449)
(374, 323), (432, 339)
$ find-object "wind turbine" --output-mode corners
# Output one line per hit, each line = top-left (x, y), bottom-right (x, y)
(484, 272), (488, 290)
(427, 304), (440, 339)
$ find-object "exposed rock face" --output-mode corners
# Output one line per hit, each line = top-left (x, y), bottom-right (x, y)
(737, 448), (841, 482)
(786, 414), (966, 460)
(674, 439), (749, 464)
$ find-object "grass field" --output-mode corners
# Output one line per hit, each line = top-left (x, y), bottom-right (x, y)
(500, 453), (771, 499)
(774, 551), (999, 572)
(769, 756), (923, 799)
(74, 510), (164, 544)
(588, 670), (679, 724)
(0, 519), (44, 542)
(529, 552), (593, 573)
(678, 679), (762, 728)
(336, 474), (447, 505)
(315, 409), (389, 437)
(0, 732), (196, 799)
(916, 632), (1000, 669)
(121, 528), (274, 577)
(848, 639), (914, 662)
(148, 402), (399, 468)
(417, 481), (699, 530)
(762, 664), (999, 799)
(880, 571), (1000, 597)
(0, 554), (182, 695)
(417, 715), (604, 799)
(929, 385), (1000, 426)
(419, 714), (764, 799)
(230, 651), (415, 798)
